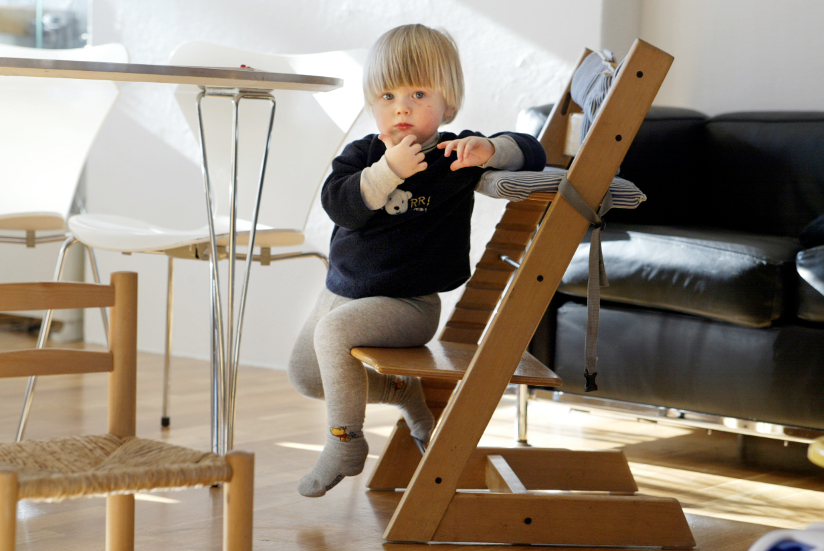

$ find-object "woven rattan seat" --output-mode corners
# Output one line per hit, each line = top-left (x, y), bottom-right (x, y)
(0, 435), (232, 502)
(0, 272), (254, 550)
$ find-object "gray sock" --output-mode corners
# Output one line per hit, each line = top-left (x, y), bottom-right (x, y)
(297, 425), (369, 497)
(368, 371), (434, 442)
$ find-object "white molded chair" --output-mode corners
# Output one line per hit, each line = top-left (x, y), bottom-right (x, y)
(0, 43), (127, 242)
(67, 42), (366, 428)
(0, 43), (129, 441)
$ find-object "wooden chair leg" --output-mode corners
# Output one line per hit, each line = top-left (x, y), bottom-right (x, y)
(367, 378), (456, 490)
(105, 494), (135, 551)
(223, 451), (254, 551)
(0, 471), (18, 551)
(367, 420), (421, 489)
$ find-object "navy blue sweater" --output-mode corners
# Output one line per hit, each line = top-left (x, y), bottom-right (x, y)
(322, 130), (546, 299)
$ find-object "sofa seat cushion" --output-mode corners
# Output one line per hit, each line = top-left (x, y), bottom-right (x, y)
(559, 223), (799, 328)
(550, 301), (824, 430)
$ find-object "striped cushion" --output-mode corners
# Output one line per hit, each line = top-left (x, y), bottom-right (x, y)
(570, 50), (624, 142)
(476, 166), (645, 209)
(478, 50), (644, 209)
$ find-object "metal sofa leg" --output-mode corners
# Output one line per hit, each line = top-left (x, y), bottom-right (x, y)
(516, 383), (530, 446)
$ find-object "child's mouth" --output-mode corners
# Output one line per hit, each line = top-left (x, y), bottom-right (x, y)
(395, 123), (412, 130)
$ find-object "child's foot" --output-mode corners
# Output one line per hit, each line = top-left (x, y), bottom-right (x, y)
(392, 376), (435, 443)
(298, 427), (369, 497)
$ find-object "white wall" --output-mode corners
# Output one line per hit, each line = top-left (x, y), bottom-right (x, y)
(83, 0), (604, 369)
(80, 0), (824, 370)
(639, 0), (824, 115)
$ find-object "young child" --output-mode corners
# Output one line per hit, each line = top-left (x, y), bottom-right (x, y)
(287, 23), (546, 497)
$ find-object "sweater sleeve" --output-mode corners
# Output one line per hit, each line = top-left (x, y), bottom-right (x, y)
(360, 155), (404, 210)
(321, 137), (381, 230)
(489, 131), (547, 171)
(483, 135), (525, 170)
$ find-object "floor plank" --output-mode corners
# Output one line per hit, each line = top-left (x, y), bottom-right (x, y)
(1, 330), (822, 550)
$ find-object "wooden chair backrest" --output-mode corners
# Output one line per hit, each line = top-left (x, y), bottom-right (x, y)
(0, 272), (138, 438)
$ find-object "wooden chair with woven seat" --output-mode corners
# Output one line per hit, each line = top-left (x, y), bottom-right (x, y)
(352, 39), (696, 548)
(0, 272), (254, 551)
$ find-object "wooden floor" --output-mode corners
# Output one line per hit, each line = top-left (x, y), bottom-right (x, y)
(1, 328), (823, 550)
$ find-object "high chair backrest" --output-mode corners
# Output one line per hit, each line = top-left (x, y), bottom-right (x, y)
(440, 45), (636, 349)
(439, 48), (610, 346)
(169, 42), (367, 233)
(0, 272), (137, 438)
(0, 43), (127, 231)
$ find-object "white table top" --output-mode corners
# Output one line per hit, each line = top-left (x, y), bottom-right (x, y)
(0, 57), (342, 91)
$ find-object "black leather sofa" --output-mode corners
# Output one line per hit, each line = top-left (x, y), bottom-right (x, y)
(519, 105), (824, 438)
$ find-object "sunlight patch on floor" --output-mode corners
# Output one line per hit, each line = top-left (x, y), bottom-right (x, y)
(134, 493), (181, 504)
(275, 441), (379, 459)
(484, 397), (693, 449)
(630, 461), (824, 530)
(364, 424), (395, 438)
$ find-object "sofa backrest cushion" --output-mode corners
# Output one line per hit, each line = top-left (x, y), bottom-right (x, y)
(518, 106), (824, 239)
(516, 105), (708, 228)
(704, 112), (824, 238)
(607, 107), (708, 227)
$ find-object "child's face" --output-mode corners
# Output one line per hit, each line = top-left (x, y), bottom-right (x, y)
(372, 86), (455, 146)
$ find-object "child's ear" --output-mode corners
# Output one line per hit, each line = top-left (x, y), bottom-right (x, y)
(443, 106), (456, 121)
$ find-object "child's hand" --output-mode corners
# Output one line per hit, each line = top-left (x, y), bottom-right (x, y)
(379, 134), (428, 179)
(438, 136), (495, 171)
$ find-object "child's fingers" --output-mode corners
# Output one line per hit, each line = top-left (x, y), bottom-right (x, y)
(450, 140), (478, 170)
(438, 140), (457, 157)
(456, 139), (471, 162)
(379, 134), (396, 149)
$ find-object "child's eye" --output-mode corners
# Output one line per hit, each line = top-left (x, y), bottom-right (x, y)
(413, 91), (425, 99)
(382, 93), (394, 100)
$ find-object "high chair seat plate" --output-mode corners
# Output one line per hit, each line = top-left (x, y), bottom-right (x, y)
(352, 341), (562, 386)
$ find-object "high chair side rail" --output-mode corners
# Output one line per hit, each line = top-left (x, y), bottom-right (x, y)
(383, 39), (675, 544)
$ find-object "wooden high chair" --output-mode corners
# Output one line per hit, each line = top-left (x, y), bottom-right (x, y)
(352, 39), (695, 548)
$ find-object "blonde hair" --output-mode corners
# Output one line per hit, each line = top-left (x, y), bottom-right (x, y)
(364, 24), (464, 124)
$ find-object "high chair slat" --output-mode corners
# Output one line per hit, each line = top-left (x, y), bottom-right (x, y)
(454, 286), (505, 310)
(466, 268), (515, 289)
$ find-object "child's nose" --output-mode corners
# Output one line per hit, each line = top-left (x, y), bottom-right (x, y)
(396, 98), (412, 114)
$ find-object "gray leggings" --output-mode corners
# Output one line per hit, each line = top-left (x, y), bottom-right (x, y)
(287, 287), (441, 426)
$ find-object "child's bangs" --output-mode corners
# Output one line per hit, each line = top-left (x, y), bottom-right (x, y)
(378, 51), (442, 94)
